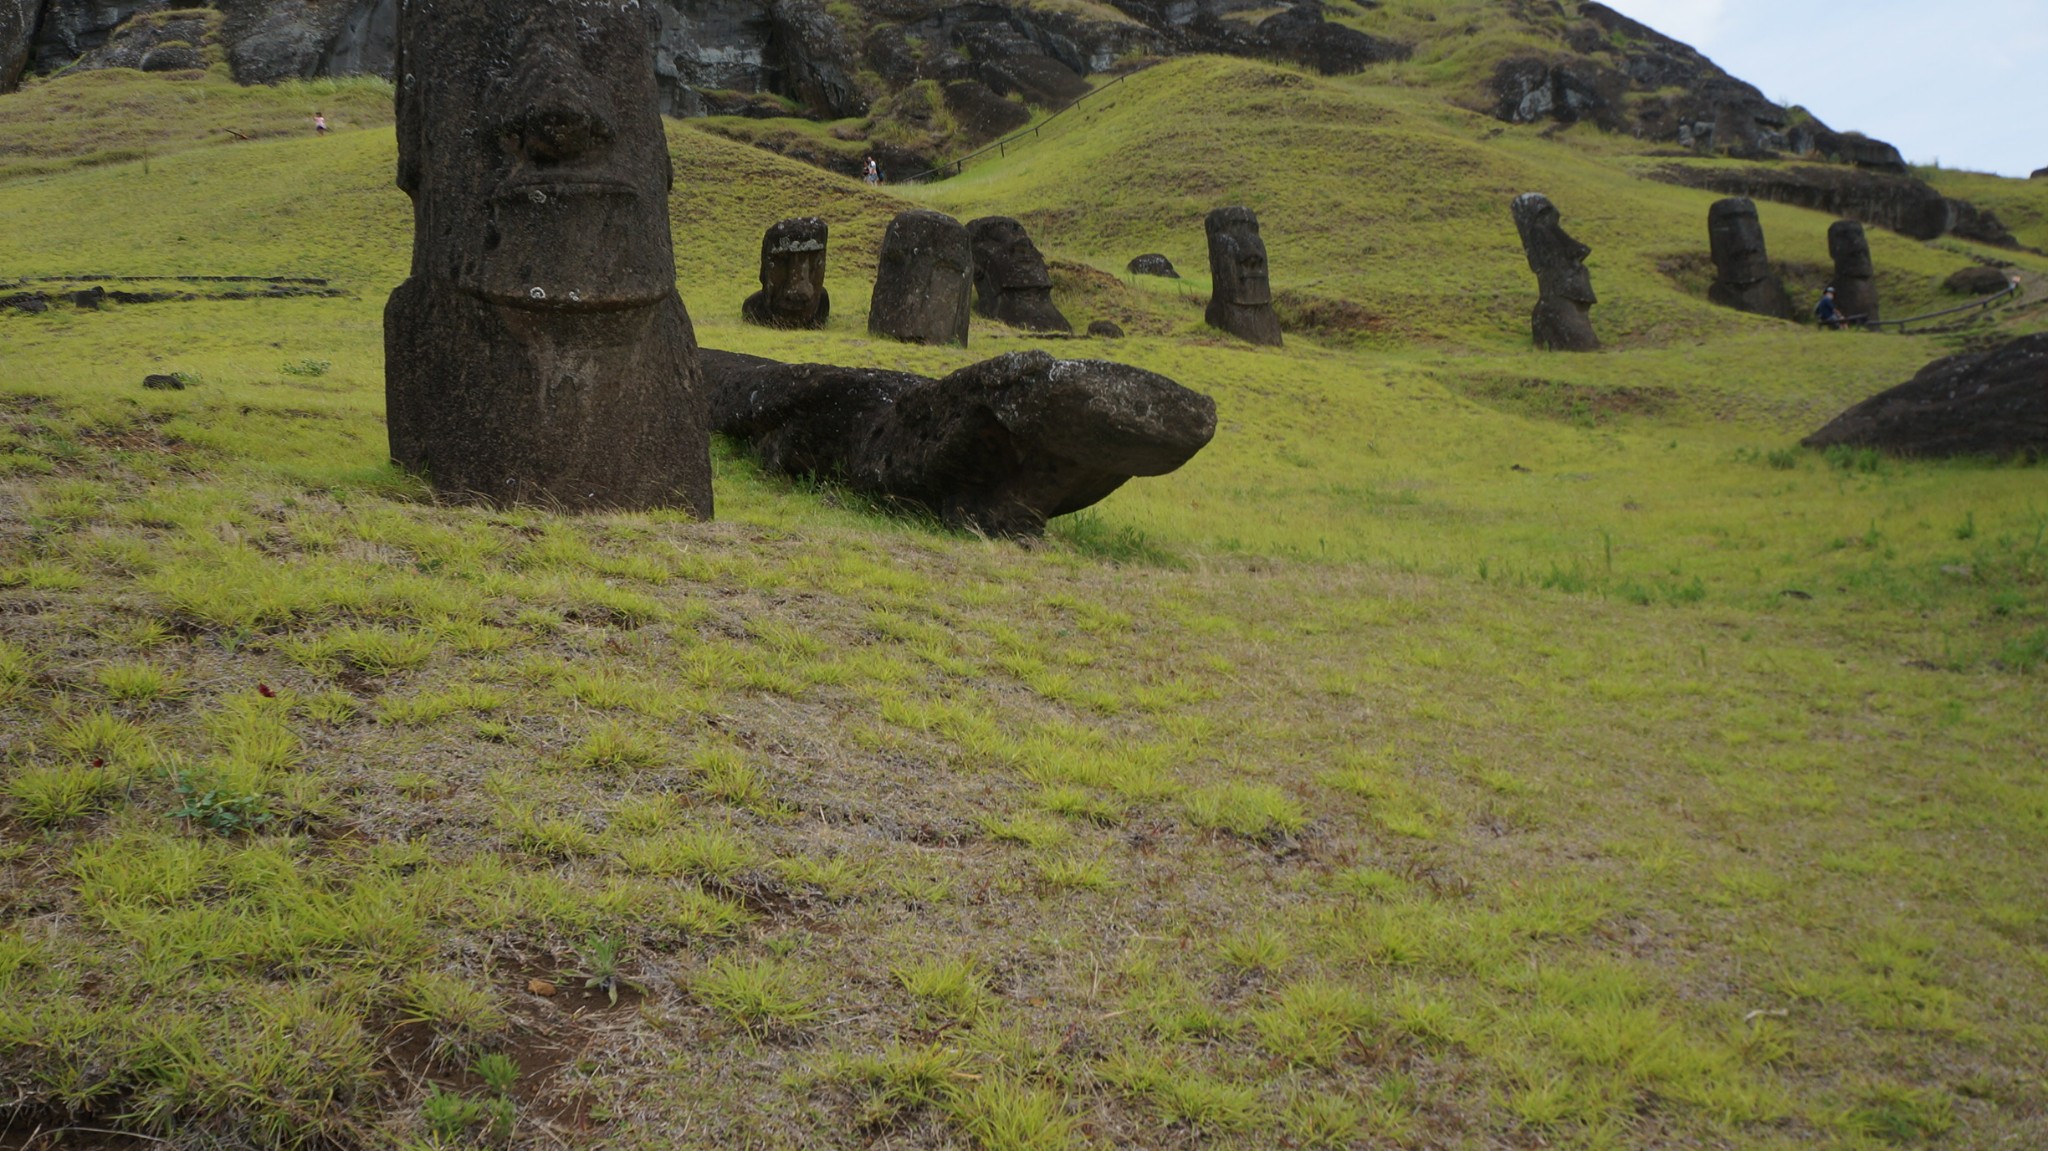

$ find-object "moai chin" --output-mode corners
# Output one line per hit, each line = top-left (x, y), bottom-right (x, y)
(1827, 219), (1879, 325)
(1705, 197), (1794, 321)
(743, 217), (830, 330)
(967, 216), (1071, 334)
(868, 209), (972, 346)
(384, 0), (711, 515)
(1510, 193), (1599, 352)
(1204, 207), (1283, 346)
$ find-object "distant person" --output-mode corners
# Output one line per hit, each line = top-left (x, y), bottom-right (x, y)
(314, 113), (328, 136)
(863, 155), (880, 185)
(1814, 285), (1845, 330)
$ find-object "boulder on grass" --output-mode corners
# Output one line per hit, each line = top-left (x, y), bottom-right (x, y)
(1802, 334), (2048, 460)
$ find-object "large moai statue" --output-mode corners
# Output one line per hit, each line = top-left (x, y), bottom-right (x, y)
(1205, 207), (1282, 346)
(742, 217), (830, 330)
(868, 209), (972, 345)
(1706, 197), (1794, 321)
(967, 216), (1071, 334)
(1510, 193), (1599, 352)
(383, 0), (711, 515)
(1828, 219), (1879, 325)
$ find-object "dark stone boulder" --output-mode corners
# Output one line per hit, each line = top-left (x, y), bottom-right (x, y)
(742, 217), (830, 330)
(2, 292), (49, 314)
(1651, 163), (2017, 248)
(70, 8), (218, 74)
(1802, 334), (2048, 460)
(1204, 206), (1282, 347)
(1088, 320), (1124, 338)
(1254, 4), (1409, 76)
(2, 0), (44, 90)
(1943, 266), (2014, 296)
(868, 209), (972, 346)
(383, 0), (711, 515)
(704, 347), (1216, 536)
(69, 286), (105, 310)
(1127, 253), (1178, 278)
(968, 216), (1071, 334)
(1706, 198), (1794, 321)
(2032, 167), (2047, 181)
(1492, 56), (1624, 130)
(142, 373), (185, 391)
(1510, 193), (1598, 352)
(1827, 220), (1878, 325)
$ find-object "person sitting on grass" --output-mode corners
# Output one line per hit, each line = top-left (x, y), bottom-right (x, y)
(1814, 285), (1845, 330)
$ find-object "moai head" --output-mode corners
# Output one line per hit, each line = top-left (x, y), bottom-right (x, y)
(1204, 207), (1282, 346)
(1707, 197), (1772, 285)
(1828, 220), (1873, 279)
(744, 217), (830, 329)
(868, 209), (972, 345)
(968, 216), (1070, 333)
(1206, 206), (1273, 307)
(1511, 193), (1595, 304)
(394, 0), (676, 312)
(1509, 193), (1598, 352)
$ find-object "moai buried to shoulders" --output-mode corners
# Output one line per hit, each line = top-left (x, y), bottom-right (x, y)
(1204, 207), (1282, 346)
(1510, 193), (1599, 352)
(1828, 219), (1879, 325)
(742, 217), (830, 330)
(1706, 197), (1794, 321)
(868, 209), (972, 346)
(967, 216), (1071, 334)
(384, 0), (711, 515)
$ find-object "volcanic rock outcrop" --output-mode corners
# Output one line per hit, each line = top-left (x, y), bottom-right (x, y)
(1652, 164), (2016, 249)
(2, 0), (44, 88)
(742, 217), (830, 330)
(1510, 193), (1598, 352)
(704, 347), (1217, 536)
(868, 209), (971, 346)
(1706, 198), (1793, 321)
(1827, 220), (1878, 325)
(383, 0), (711, 515)
(968, 216), (1070, 334)
(1802, 334), (2048, 460)
(1204, 206), (1282, 347)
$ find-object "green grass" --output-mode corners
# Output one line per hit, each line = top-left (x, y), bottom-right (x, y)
(0, 59), (2044, 1151)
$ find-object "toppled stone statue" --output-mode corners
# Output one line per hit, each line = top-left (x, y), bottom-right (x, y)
(1088, 320), (1125, 339)
(384, 0), (712, 515)
(1509, 193), (1599, 352)
(968, 216), (1071, 333)
(1826, 220), (1878, 325)
(1205, 207), (1282, 346)
(704, 348), (1217, 536)
(1706, 198), (1794, 320)
(868, 209), (971, 346)
(1803, 334), (2047, 460)
(1128, 254), (1179, 279)
(1943, 266), (2012, 296)
(742, 217), (830, 330)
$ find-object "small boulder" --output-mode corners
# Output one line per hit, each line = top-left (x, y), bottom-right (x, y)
(1802, 334), (2048, 460)
(1942, 266), (2013, 296)
(70, 286), (107, 310)
(1127, 254), (1179, 278)
(1088, 320), (1125, 339)
(143, 374), (186, 391)
(1, 292), (49, 314)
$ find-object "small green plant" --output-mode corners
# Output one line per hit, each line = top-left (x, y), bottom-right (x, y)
(1764, 447), (1801, 470)
(893, 955), (989, 1022)
(421, 1086), (485, 1141)
(8, 764), (122, 826)
(691, 955), (819, 1031)
(94, 661), (176, 702)
(167, 771), (271, 834)
(280, 358), (332, 377)
(1182, 784), (1307, 841)
(568, 723), (666, 772)
(570, 934), (635, 1005)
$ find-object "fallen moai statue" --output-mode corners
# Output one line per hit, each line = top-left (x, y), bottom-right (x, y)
(1802, 334), (2048, 460)
(384, 0), (711, 515)
(704, 348), (1217, 536)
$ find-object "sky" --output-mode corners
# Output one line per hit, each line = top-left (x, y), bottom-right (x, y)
(1600, 0), (2047, 178)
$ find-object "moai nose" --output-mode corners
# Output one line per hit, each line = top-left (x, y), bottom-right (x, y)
(508, 92), (613, 166)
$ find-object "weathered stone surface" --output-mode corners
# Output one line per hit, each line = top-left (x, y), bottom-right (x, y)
(1943, 266), (2014, 296)
(742, 217), (830, 330)
(1706, 198), (1793, 321)
(2, 292), (49, 313)
(869, 209), (971, 346)
(1252, 4), (1408, 75)
(1651, 163), (2016, 248)
(1826, 220), (1878, 325)
(1088, 319), (1124, 338)
(1127, 253), (1178, 278)
(1, 0), (43, 92)
(968, 216), (1070, 334)
(1803, 334), (2048, 460)
(1510, 193), (1598, 352)
(705, 347), (1216, 535)
(942, 80), (1031, 143)
(1205, 206), (1281, 346)
(70, 7), (217, 74)
(384, 0), (711, 515)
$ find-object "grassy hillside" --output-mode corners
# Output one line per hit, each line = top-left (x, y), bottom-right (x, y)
(1, 59), (2046, 1151)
